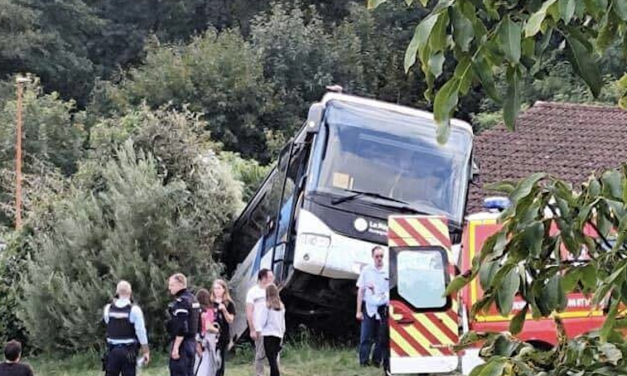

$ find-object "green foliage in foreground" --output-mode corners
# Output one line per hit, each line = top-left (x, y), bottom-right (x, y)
(370, 0), (627, 143)
(448, 166), (627, 374)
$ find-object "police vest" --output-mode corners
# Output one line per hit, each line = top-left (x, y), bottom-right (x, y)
(106, 304), (137, 342)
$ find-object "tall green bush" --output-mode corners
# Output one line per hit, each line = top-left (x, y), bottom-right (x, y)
(19, 140), (241, 352)
(0, 233), (29, 346)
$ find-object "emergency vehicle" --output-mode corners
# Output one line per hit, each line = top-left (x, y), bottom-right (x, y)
(387, 199), (607, 375)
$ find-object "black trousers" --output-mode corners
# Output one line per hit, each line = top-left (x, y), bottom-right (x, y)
(378, 305), (390, 374)
(215, 341), (228, 376)
(264, 336), (282, 376)
(106, 344), (137, 376)
(169, 338), (196, 376)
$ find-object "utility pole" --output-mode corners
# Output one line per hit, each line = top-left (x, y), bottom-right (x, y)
(15, 76), (31, 230)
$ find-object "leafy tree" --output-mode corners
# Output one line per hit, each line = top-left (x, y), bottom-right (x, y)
(220, 0), (360, 36)
(88, 0), (213, 78)
(0, 78), (86, 176)
(19, 140), (241, 351)
(250, 3), (339, 138)
(0, 78), (85, 228)
(0, 0), (104, 103)
(85, 105), (245, 257)
(252, 2), (442, 150)
(89, 30), (274, 160)
(473, 44), (625, 131)
(370, 0), (627, 142)
(446, 168), (627, 374)
(1, 0), (247, 105)
(0, 75), (73, 227)
(88, 1), (487, 162)
(0, 159), (69, 345)
(0, 233), (32, 346)
(220, 152), (271, 202)
(3, 104), (243, 351)
(86, 105), (218, 183)
(1, 0), (266, 106)
(332, 2), (429, 104)
(0, 158), (68, 236)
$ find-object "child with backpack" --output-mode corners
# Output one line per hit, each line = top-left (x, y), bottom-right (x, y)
(194, 289), (220, 376)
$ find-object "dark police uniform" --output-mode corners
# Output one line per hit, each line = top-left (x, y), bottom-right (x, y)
(104, 302), (145, 376)
(167, 288), (201, 376)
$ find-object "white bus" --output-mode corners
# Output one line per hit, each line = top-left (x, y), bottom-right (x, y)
(224, 92), (474, 338)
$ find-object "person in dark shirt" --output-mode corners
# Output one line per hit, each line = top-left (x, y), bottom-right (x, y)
(0, 340), (34, 376)
(167, 273), (201, 376)
(210, 279), (235, 376)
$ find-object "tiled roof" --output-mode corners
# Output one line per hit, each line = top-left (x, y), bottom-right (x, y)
(467, 101), (627, 214)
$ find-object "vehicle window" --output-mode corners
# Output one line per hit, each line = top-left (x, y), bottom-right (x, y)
(314, 100), (472, 223)
(231, 168), (281, 262)
(271, 145), (306, 247)
(397, 250), (447, 309)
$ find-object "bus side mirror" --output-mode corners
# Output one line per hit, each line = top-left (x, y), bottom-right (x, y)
(306, 103), (324, 134)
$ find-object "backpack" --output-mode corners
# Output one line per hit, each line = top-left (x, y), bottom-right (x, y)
(200, 308), (215, 335)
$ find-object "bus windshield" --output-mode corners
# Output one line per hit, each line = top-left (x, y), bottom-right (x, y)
(313, 100), (472, 224)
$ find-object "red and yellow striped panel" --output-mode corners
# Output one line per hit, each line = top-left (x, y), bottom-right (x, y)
(388, 215), (458, 358)
(388, 216), (452, 249)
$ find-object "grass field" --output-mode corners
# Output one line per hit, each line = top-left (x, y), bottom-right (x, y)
(27, 342), (384, 376)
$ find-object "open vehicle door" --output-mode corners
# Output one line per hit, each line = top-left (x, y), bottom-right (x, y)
(387, 215), (460, 374)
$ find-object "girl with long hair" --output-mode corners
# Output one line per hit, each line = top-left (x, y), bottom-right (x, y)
(194, 288), (219, 376)
(260, 284), (286, 376)
(210, 279), (236, 376)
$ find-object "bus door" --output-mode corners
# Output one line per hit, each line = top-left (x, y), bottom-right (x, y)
(270, 140), (310, 283)
(265, 142), (293, 283)
(388, 215), (460, 374)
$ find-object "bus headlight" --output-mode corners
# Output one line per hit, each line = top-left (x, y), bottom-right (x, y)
(299, 233), (331, 248)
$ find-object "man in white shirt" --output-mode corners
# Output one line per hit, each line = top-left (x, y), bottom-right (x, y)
(246, 268), (275, 376)
(356, 246), (389, 367)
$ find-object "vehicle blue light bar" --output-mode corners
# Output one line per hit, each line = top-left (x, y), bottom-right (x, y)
(483, 196), (511, 211)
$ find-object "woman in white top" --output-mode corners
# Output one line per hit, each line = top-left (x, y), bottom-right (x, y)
(259, 284), (286, 376)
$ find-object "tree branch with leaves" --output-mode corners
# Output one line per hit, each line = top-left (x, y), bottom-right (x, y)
(444, 167), (627, 374)
(369, 0), (627, 143)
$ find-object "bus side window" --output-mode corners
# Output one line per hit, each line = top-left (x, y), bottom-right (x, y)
(229, 141), (309, 266)
(273, 145), (308, 245)
(231, 170), (282, 262)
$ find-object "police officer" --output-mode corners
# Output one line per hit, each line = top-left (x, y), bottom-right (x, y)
(103, 281), (150, 376)
(167, 273), (201, 376)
